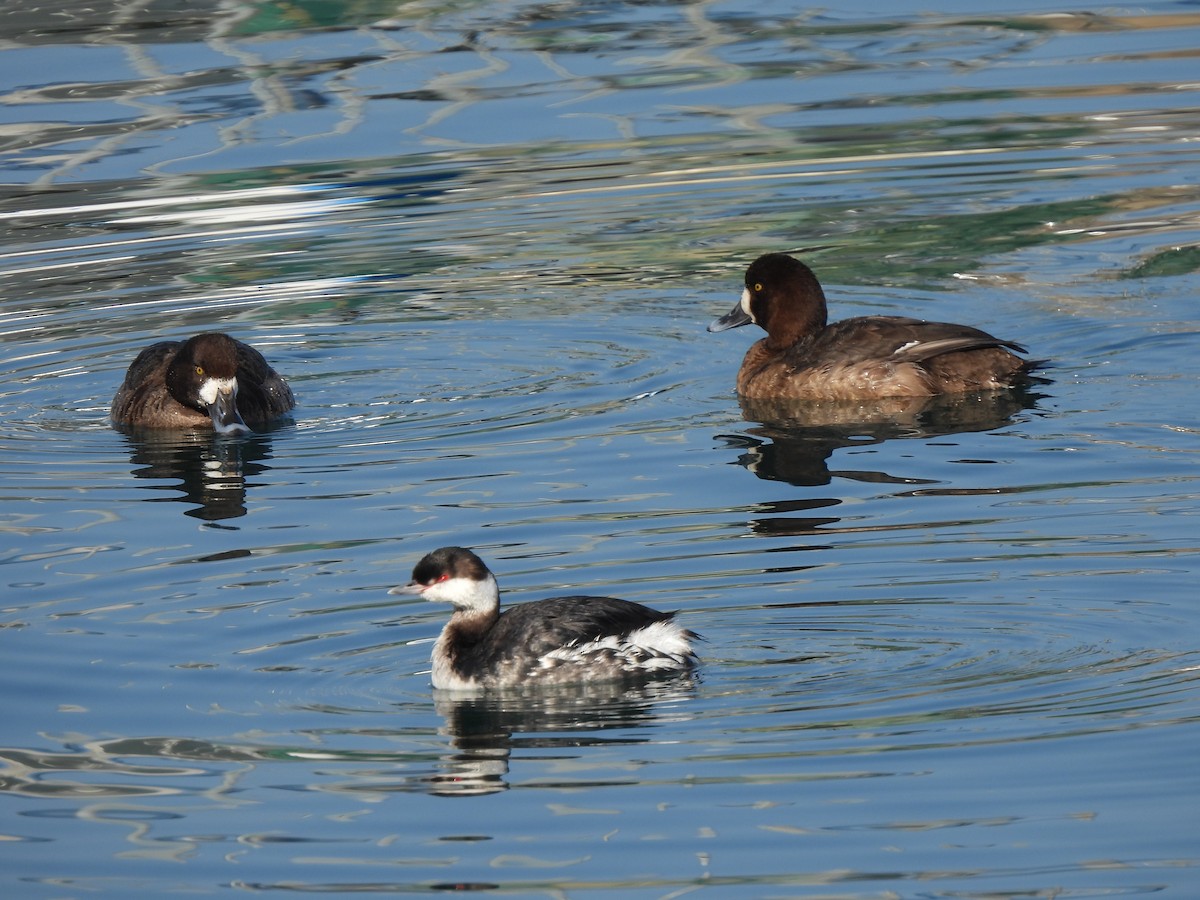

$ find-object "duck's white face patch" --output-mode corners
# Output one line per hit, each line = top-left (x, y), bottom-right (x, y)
(740, 287), (756, 323)
(893, 340), (921, 356)
(198, 376), (237, 406)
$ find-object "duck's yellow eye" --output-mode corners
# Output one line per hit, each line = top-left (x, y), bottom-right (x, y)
(754, 282), (763, 292)
(195, 365), (204, 376)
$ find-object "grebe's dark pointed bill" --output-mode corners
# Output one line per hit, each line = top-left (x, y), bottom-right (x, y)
(206, 385), (251, 435)
(388, 581), (425, 597)
(708, 301), (752, 333)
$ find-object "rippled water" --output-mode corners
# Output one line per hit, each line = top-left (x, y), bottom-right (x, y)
(3, 2), (1200, 897)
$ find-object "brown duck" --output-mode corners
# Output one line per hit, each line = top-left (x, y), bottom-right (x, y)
(111, 332), (294, 433)
(709, 253), (1034, 401)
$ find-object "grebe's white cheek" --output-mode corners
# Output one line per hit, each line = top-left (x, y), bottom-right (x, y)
(426, 575), (497, 611)
(740, 287), (755, 323)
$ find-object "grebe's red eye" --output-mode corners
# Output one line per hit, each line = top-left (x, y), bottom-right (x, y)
(436, 573), (451, 583)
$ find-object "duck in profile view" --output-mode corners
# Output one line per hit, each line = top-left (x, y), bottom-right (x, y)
(709, 253), (1035, 400)
(111, 332), (294, 434)
(391, 546), (699, 690)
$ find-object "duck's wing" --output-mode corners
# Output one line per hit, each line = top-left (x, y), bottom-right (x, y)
(120, 341), (179, 388)
(816, 316), (1026, 364)
(111, 341), (182, 421)
(232, 339), (295, 421)
(891, 333), (1027, 363)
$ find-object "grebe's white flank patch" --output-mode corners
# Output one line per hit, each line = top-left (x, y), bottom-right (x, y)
(541, 619), (696, 670)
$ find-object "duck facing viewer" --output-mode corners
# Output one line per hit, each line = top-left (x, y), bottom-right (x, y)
(709, 253), (1035, 400)
(391, 546), (699, 690)
(111, 332), (294, 434)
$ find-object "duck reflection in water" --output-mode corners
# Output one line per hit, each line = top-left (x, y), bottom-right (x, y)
(110, 332), (294, 521)
(718, 388), (1046, 537)
(119, 430), (279, 522)
(423, 677), (699, 797)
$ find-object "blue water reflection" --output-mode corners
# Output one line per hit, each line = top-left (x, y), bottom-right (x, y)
(2, 1), (1199, 898)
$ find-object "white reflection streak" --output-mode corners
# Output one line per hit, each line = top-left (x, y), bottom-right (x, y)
(116, 198), (370, 225)
(520, 147), (1013, 199)
(0, 222), (331, 269)
(94, 276), (372, 315)
(0, 256), (137, 277)
(0, 185), (332, 220)
(0, 275), (369, 338)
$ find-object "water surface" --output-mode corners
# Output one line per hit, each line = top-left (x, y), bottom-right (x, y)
(2, 2), (1199, 897)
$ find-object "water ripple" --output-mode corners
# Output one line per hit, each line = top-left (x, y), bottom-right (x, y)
(2, 3), (1199, 897)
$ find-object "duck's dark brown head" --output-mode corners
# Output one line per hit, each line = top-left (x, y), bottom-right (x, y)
(709, 253), (829, 351)
(165, 333), (249, 434)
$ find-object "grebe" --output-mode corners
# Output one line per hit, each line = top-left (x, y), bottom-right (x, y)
(112, 333), (294, 434)
(709, 253), (1035, 400)
(391, 546), (699, 690)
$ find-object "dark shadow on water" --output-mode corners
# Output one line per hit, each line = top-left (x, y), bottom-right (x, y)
(722, 387), (1045, 487)
(717, 387), (1047, 536)
(117, 427), (285, 522)
(424, 676), (700, 796)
